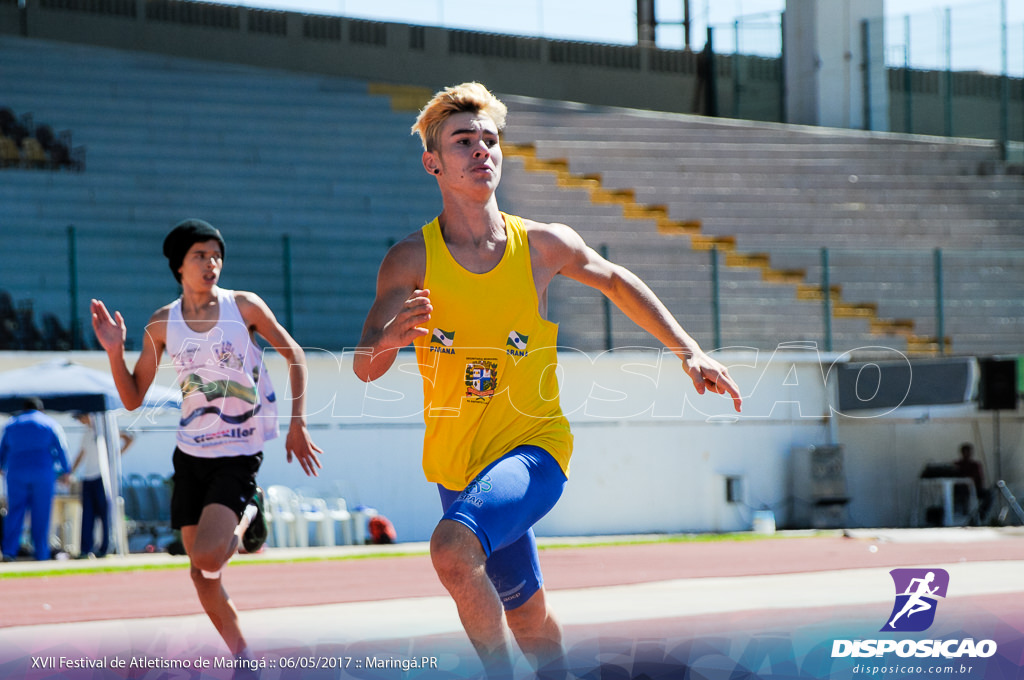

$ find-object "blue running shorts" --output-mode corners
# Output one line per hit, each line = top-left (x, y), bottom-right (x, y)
(437, 445), (567, 611)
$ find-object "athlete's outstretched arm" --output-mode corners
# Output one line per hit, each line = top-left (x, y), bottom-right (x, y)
(354, 237), (430, 382)
(534, 223), (742, 412)
(237, 292), (323, 477)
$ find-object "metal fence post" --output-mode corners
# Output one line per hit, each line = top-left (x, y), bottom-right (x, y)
(821, 247), (833, 353)
(600, 244), (613, 351)
(904, 15), (913, 134)
(705, 27), (718, 117)
(710, 246), (722, 349)
(67, 224), (79, 349)
(944, 8), (953, 138)
(999, 0), (1009, 159)
(733, 19), (741, 119)
(934, 248), (945, 355)
(861, 18), (871, 131)
(780, 10), (787, 123)
(282, 234), (294, 333)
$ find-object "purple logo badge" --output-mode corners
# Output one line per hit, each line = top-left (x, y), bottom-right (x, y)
(881, 568), (949, 632)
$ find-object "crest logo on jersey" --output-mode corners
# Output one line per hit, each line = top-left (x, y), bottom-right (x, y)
(465, 359), (499, 402)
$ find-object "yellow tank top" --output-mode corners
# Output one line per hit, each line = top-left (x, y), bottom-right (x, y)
(413, 213), (573, 490)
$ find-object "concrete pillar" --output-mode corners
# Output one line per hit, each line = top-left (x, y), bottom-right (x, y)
(784, 0), (888, 131)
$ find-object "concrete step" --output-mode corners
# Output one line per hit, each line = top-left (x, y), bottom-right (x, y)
(524, 139), (999, 164)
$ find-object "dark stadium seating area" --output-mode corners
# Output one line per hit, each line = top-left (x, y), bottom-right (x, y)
(0, 290), (74, 351)
(0, 105), (83, 171)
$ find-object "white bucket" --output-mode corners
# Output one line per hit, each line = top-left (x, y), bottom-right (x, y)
(752, 510), (776, 535)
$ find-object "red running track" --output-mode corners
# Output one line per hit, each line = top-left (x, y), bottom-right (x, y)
(3, 534), (1023, 628)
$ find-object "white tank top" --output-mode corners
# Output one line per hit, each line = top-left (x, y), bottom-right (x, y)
(166, 288), (279, 458)
(78, 424), (106, 480)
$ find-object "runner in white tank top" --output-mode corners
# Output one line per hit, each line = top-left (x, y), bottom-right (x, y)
(166, 287), (279, 458)
(92, 219), (322, 672)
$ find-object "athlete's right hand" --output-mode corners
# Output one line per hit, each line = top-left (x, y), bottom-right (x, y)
(91, 299), (127, 353)
(379, 288), (432, 350)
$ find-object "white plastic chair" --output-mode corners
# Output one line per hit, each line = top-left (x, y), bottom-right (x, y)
(325, 481), (355, 545)
(327, 496), (353, 546)
(265, 485), (300, 548)
(295, 488), (334, 547)
(349, 505), (378, 545)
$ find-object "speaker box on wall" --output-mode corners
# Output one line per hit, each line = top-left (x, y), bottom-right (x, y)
(979, 358), (1018, 411)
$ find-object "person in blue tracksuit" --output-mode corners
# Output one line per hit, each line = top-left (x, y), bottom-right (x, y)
(0, 397), (71, 561)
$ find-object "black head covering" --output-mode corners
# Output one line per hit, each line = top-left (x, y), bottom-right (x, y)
(21, 397), (43, 412)
(162, 218), (225, 283)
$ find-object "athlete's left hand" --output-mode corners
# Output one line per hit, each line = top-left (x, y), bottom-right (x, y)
(286, 421), (323, 476)
(683, 352), (743, 413)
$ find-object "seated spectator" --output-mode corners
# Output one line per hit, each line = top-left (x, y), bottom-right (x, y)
(0, 134), (19, 168)
(20, 136), (49, 169)
(0, 108), (29, 145)
(0, 291), (16, 349)
(952, 443), (992, 521)
(0, 107), (17, 138)
(35, 124), (71, 169)
(0, 109), (80, 171)
(41, 313), (72, 351)
(33, 123), (54, 150)
(16, 300), (44, 350)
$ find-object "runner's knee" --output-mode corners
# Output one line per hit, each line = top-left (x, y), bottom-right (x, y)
(189, 546), (226, 575)
(430, 520), (484, 583)
(190, 563), (221, 587)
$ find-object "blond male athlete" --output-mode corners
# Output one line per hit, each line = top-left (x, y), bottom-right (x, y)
(92, 219), (322, 675)
(354, 83), (742, 679)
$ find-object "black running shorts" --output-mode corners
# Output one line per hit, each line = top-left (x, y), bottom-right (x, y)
(170, 448), (263, 529)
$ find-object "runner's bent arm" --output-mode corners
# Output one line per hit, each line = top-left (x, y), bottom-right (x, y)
(354, 237), (430, 383)
(237, 291), (323, 477)
(534, 223), (742, 412)
(91, 299), (164, 411)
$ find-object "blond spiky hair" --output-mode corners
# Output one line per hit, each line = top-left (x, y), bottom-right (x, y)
(411, 82), (508, 152)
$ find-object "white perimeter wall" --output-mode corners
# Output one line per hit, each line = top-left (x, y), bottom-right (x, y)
(2, 349), (1020, 543)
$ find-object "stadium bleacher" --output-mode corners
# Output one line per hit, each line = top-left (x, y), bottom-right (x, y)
(498, 98), (1024, 354)
(0, 35), (437, 351)
(1, 34), (1021, 356)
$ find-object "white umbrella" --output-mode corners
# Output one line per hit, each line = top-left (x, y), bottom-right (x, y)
(0, 358), (180, 556)
(0, 358), (179, 413)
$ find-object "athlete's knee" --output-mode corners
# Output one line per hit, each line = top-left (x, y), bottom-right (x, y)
(430, 520), (484, 584)
(189, 546), (226, 576)
(190, 563), (222, 589)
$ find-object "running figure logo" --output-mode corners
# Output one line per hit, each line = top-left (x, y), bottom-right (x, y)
(882, 568), (949, 632)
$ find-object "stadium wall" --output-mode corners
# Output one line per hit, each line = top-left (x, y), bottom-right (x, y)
(3, 350), (1018, 543)
(2, 0), (1021, 140)
(0, 0), (739, 119)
